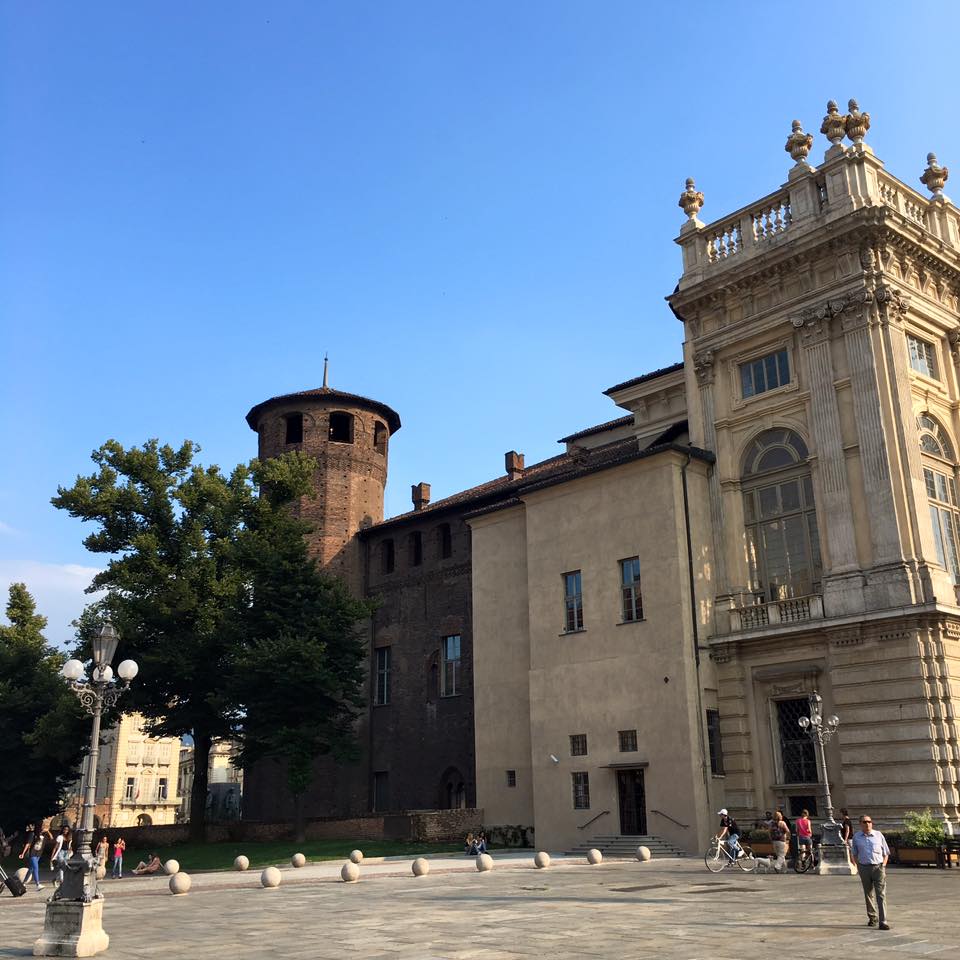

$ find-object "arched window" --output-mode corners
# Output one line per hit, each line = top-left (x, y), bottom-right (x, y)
(329, 411), (354, 444)
(741, 429), (822, 601)
(373, 421), (387, 455)
(918, 413), (960, 582)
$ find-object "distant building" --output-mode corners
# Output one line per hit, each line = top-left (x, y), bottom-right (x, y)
(178, 741), (243, 822)
(66, 712), (181, 828)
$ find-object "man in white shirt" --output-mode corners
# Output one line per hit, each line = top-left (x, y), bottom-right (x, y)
(850, 815), (890, 930)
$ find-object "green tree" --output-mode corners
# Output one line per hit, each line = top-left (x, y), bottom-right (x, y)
(229, 472), (373, 840)
(0, 583), (87, 832)
(52, 439), (326, 841)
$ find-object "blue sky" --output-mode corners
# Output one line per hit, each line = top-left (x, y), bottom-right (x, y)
(2, 1), (959, 643)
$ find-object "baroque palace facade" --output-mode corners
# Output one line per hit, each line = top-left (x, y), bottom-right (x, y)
(243, 103), (960, 854)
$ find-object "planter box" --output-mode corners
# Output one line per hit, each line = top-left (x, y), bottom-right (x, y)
(893, 845), (939, 867)
(749, 841), (775, 856)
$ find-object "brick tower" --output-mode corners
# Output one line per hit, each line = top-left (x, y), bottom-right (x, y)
(245, 371), (402, 594)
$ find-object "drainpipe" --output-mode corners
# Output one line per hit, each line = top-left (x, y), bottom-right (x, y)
(681, 450), (712, 804)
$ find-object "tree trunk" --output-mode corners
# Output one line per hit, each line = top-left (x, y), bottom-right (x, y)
(293, 792), (305, 843)
(189, 729), (212, 843)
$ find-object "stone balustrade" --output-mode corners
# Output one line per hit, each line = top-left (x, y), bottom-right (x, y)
(728, 594), (825, 633)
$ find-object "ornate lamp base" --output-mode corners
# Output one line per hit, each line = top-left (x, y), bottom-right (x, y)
(34, 899), (110, 958)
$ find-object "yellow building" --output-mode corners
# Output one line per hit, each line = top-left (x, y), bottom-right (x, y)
(471, 104), (960, 854)
(69, 712), (182, 828)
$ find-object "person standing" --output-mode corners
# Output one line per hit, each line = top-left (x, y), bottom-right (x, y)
(839, 808), (854, 864)
(851, 815), (890, 930)
(795, 809), (814, 866)
(96, 835), (109, 866)
(50, 826), (72, 885)
(18, 822), (44, 891)
(112, 836), (125, 878)
(769, 811), (791, 872)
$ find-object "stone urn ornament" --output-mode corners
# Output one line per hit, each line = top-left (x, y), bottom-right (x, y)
(678, 178), (704, 220)
(920, 153), (949, 198)
(820, 100), (847, 147)
(785, 120), (814, 164)
(845, 99), (870, 144)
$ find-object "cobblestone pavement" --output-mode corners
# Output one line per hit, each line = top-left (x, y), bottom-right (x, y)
(2, 857), (958, 959)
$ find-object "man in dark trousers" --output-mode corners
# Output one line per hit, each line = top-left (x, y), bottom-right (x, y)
(851, 814), (890, 930)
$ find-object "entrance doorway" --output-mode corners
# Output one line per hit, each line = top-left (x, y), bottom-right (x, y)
(616, 768), (647, 835)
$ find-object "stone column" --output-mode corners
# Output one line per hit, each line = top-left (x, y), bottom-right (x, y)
(840, 294), (917, 607)
(795, 310), (864, 615)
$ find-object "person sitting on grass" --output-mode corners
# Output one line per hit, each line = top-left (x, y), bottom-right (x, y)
(465, 833), (479, 856)
(132, 853), (162, 875)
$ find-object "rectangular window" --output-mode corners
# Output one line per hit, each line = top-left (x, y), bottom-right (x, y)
(157, 777), (168, 801)
(380, 539), (395, 574)
(908, 334), (938, 379)
(372, 771), (389, 812)
(284, 413), (304, 444)
(374, 647), (391, 706)
(409, 531), (423, 566)
(572, 772), (590, 810)
(618, 729), (638, 752)
(124, 777), (136, 801)
(740, 348), (790, 398)
(563, 570), (584, 632)
(619, 557), (643, 622)
(506, 770), (517, 788)
(706, 710), (724, 775)
(126, 743), (141, 765)
(569, 733), (588, 756)
(143, 742), (157, 765)
(776, 698), (818, 783)
(158, 743), (172, 765)
(438, 523), (453, 559)
(440, 634), (461, 697)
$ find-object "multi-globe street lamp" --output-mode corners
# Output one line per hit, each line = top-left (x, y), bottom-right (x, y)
(797, 692), (853, 875)
(34, 622), (138, 957)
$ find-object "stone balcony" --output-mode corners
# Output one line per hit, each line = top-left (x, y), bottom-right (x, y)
(728, 594), (825, 633)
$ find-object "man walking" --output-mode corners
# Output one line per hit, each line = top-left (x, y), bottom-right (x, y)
(851, 815), (890, 930)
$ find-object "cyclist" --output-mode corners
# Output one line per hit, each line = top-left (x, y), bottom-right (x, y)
(716, 808), (741, 859)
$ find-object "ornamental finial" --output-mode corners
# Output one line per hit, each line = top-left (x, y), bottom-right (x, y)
(920, 152), (949, 198)
(678, 177), (704, 220)
(845, 98), (870, 144)
(820, 100), (847, 147)
(785, 119), (814, 164)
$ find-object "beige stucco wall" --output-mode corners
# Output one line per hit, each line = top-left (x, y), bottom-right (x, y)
(471, 451), (720, 853)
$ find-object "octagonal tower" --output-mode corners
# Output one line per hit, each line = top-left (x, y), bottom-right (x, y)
(245, 382), (401, 595)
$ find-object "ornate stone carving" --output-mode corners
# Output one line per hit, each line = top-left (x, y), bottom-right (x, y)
(820, 100), (847, 147)
(948, 328), (960, 362)
(845, 99), (870, 144)
(920, 152), (949, 198)
(793, 289), (875, 341)
(874, 283), (909, 316)
(785, 120), (814, 164)
(678, 177), (704, 220)
(827, 625), (863, 647)
(693, 349), (715, 385)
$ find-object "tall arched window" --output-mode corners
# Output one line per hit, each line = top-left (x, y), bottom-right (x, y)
(742, 429), (822, 601)
(918, 413), (960, 582)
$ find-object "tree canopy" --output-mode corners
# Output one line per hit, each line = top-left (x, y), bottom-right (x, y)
(0, 583), (87, 833)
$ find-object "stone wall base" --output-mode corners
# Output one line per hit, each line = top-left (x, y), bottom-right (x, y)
(34, 899), (109, 958)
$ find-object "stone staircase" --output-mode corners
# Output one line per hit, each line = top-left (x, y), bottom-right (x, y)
(565, 833), (688, 858)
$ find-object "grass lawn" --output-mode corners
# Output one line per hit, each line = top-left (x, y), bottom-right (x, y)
(4, 839), (463, 876)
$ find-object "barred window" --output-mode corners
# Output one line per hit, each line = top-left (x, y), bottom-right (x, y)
(618, 729), (638, 752)
(776, 698), (818, 783)
(569, 733), (587, 756)
(506, 770), (517, 788)
(572, 772), (590, 810)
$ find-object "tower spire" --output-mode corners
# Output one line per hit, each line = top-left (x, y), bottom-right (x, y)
(323, 353), (329, 388)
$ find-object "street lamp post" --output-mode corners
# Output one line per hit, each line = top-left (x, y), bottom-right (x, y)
(797, 692), (855, 876)
(35, 622), (138, 958)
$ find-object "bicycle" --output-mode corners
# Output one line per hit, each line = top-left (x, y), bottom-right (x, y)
(794, 841), (817, 873)
(704, 835), (757, 873)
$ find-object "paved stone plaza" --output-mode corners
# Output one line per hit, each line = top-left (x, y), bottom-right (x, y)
(2, 856), (959, 959)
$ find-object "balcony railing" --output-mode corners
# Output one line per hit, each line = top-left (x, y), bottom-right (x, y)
(729, 594), (824, 632)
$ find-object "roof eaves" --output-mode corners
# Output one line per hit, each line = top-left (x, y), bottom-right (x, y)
(603, 361), (684, 396)
(558, 414), (635, 444)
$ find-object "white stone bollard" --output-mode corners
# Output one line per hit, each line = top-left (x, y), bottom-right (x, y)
(635, 846), (651, 862)
(587, 848), (603, 865)
(234, 855), (250, 871)
(412, 857), (429, 877)
(169, 872), (192, 895)
(476, 853), (494, 872)
(291, 853), (306, 868)
(15, 867), (28, 884)
(260, 866), (282, 888)
(534, 851), (551, 869)
(341, 861), (360, 883)
(163, 859), (180, 875)
(349, 849), (363, 864)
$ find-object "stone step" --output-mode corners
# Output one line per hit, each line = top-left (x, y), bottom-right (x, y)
(565, 833), (687, 857)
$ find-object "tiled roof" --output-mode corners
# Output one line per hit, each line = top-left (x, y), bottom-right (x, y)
(245, 387), (402, 433)
(558, 414), (634, 444)
(363, 426), (714, 535)
(603, 361), (684, 396)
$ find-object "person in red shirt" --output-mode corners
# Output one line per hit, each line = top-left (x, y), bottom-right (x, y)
(796, 809), (813, 864)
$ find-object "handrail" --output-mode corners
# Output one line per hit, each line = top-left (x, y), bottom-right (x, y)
(652, 809), (689, 829)
(577, 810), (610, 831)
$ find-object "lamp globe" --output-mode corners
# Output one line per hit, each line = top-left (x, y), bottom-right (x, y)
(117, 660), (139, 681)
(61, 659), (85, 682)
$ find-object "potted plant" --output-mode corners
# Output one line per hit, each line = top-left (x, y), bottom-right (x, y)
(892, 809), (946, 866)
(747, 828), (774, 856)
